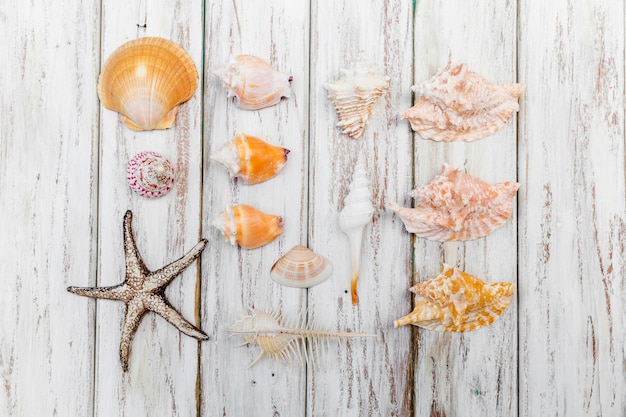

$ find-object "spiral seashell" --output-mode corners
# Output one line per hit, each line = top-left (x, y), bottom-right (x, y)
(401, 61), (524, 142)
(210, 133), (290, 185)
(214, 55), (291, 110)
(270, 245), (333, 288)
(387, 163), (519, 241)
(325, 63), (389, 139)
(98, 37), (198, 131)
(212, 204), (283, 249)
(394, 264), (514, 331)
(126, 151), (175, 198)
(338, 155), (374, 304)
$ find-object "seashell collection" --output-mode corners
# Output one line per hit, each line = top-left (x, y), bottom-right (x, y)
(401, 61), (524, 142)
(394, 264), (514, 331)
(98, 37), (198, 131)
(270, 245), (333, 288)
(126, 151), (176, 199)
(387, 163), (520, 241)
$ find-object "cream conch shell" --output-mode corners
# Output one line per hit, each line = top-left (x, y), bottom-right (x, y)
(214, 55), (292, 110)
(210, 133), (290, 185)
(387, 163), (519, 241)
(401, 62), (524, 142)
(270, 245), (333, 288)
(325, 63), (390, 139)
(338, 156), (374, 304)
(98, 37), (198, 131)
(394, 264), (514, 331)
(212, 204), (283, 249)
(126, 151), (175, 198)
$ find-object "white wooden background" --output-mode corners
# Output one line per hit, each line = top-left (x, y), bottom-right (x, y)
(1, 0), (625, 416)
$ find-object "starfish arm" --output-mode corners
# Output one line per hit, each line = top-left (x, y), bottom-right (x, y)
(145, 239), (208, 292)
(123, 210), (150, 287)
(119, 298), (148, 372)
(146, 294), (208, 340)
(67, 283), (131, 301)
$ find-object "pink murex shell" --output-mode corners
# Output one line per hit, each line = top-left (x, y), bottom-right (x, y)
(401, 62), (524, 142)
(394, 264), (514, 331)
(387, 163), (519, 241)
(127, 151), (175, 198)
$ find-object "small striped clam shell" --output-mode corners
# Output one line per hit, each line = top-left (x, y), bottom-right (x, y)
(270, 245), (333, 288)
(127, 151), (175, 198)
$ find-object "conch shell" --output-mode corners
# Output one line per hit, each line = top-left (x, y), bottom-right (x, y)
(325, 63), (390, 139)
(338, 156), (374, 304)
(126, 151), (175, 198)
(394, 264), (514, 331)
(270, 245), (333, 288)
(214, 55), (291, 110)
(387, 163), (519, 241)
(98, 37), (198, 131)
(401, 62), (524, 142)
(210, 133), (290, 185)
(212, 204), (283, 249)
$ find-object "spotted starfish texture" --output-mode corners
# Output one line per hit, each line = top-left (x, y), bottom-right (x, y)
(67, 210), (208, 371)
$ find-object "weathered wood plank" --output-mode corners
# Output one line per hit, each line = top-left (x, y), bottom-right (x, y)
(412, 1), (519, 416)
(307, 1), (413, 416)
(95, 1), (203, 415)
(518, 1), (626, 416)
(0, 0), (100, 415)
(200, 1), (309, 415)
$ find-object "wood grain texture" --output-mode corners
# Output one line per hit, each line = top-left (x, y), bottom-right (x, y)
(518, 1), (626, 416)
(200, 1), (309, 416)
(412, 1), (519, 416)
(94, 0), (203, 415)
(308, 1), (413, 416)
(0, 0), (100, 415)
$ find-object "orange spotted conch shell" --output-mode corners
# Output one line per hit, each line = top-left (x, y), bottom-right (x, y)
(98, 37), (198, 131)
(401, 62), (524, 142)
(394, 264), (514, 331)
(212, 204), (283, 249)
(387, 163), (519, 241)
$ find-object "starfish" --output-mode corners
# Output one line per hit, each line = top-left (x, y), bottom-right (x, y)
(67, 210), (208, 371)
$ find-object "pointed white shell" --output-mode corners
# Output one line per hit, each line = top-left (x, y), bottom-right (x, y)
(270, 245), (333, 288)
(126, 151), (175, 198)
(325, 63), (390, 139)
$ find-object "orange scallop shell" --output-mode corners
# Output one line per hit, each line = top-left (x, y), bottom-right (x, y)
(98, 37), (198, 131)
(394, 264), (514, 331)
(387, 163), (519, 241)
(213, 204), (283, 249)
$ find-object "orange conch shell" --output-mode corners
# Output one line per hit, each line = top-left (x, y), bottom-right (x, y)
(387, 163), (519, 241)
(98, 37), (198, 131)
(212, 204), (283, 249)
(214, 55), (291, 110)
(401, 62), (523, 142)
(394, 264), (514, 331)
(210, 133), (290, 185)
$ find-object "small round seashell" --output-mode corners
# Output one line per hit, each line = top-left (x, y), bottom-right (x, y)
(127, 151), (175, 198)
(270, 245), (333, 288)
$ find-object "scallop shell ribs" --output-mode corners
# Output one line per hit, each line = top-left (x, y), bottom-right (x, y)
(394, 264), (514, 331)
(98, 37), (198, 131)
(211, 133), (290, 184)
(212, 204), (283, 249)
(270, 245), (333, 288)
(325, 64), (390, 139)
(387, 163), (519, 241)
(401, 62), (523, 142)
(214, 55), (291, 110)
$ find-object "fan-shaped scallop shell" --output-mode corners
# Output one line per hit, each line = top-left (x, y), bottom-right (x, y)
(212, 204), (283, 249)
(325, 64), (390, 139)
(98, 37), (198, 131)
(126, 151), (175, 198)
(387, 163), (519, 241)
(394, 264), (514, 331)
(214, 55), (291, 110)
(401, 62), (524, 142)
(270, 245), (333, 288)
(210, 133), (290, 185)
